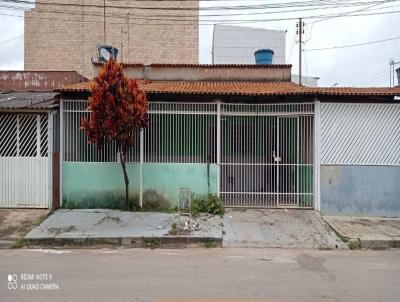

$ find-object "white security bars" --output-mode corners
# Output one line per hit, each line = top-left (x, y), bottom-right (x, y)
(61, 101), (314, 208)
(321, 103), (400, 165)
(145, 103), (217, 163)
(62, 101), (217, 163)
(0, 113), (50, 208)
(220, 103), (314, 208)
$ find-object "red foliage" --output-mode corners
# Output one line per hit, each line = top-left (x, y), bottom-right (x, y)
(81, 59), (148, 150)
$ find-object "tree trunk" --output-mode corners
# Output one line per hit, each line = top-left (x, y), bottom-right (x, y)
(119, 148), (129, 210)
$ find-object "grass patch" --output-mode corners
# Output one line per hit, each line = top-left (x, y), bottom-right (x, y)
(191, 194), (225, 216)
(143, 237), (160, 249)
(348, 239), (361, 250)
(10, 237), (27, 249)
(205, 239), (217, 248)
(168, 222), (191, 236)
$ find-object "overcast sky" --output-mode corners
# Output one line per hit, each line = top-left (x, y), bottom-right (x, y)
(0, 0), (399, 87)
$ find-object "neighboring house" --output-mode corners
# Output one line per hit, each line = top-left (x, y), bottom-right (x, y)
(24, 0), (199, 79)
(0, 71), (86, 209)
(212, 24), (319, 87)
(55, 63), (400, 217)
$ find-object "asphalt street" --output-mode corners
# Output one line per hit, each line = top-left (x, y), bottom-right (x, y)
(1, 248), (399, 302)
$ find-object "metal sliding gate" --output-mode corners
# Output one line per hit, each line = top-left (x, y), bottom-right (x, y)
(0, 113), (51, 208)
(220, 103), (314, 208)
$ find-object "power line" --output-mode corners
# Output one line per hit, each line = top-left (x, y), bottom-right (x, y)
(307, 0), (387, 24)
(361, 74), (390, 86)
(1, 0), (399, 27)
(364, 75), (391, 86)
(0, 34), (23, 45)
(355, 71), (388, 86)
(1, 0), (397, 17)
(1, 1), (399, 24)
(304, 33), (400, 51)
(4, 0), (395, 11)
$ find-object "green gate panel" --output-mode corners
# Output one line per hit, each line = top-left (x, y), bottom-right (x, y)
(142, 163), (218, 207)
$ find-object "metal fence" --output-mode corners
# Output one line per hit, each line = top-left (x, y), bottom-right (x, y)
(220, 103), (314, 208)
(62, 101), (217, 163)
(61, 100), (314, 208)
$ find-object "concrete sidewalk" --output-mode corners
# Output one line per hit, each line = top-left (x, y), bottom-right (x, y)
(323, 216), (400, 249)
(223, 209), (346, 249)
(25, 209), (223, 248)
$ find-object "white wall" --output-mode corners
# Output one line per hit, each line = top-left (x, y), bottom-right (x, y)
(212, 25), (286, 65)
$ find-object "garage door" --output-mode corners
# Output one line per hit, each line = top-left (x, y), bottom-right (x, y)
(0, 113), (50, 208)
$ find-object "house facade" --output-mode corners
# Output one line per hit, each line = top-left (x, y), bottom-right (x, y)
(56, 64), (400, 216)
(1, 65), (399, 216)
(0, 71), (86, 209)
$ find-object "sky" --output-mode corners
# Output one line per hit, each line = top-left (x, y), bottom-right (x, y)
(0, 0), (399, 87)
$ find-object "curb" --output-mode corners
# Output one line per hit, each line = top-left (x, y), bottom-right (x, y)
(23, 236), (222, 249)
(359, 239), (400, 249)
(321, 216), (400, 250)
(0, 240), (12, 249)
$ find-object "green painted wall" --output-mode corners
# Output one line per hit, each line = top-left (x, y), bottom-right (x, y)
(62, 162), (141, 208)
(143, 163), (218, 209)
(62, 162), (217, 209)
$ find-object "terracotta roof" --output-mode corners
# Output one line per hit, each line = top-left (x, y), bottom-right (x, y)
(58, 81), (400, 97)
(310, 87), (400, 96)
(147, 63), (292, 69)
(92, 62), (292, 69)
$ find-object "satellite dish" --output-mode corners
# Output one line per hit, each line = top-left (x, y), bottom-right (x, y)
(100, 48), (111, 61)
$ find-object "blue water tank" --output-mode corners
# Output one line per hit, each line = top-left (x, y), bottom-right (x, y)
(254, 49), (274, 65)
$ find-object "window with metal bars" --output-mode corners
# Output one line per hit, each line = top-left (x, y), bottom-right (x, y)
(0, 113), (48, 157)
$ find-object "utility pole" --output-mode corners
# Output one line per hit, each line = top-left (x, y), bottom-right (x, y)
(297, 18), (304, 86)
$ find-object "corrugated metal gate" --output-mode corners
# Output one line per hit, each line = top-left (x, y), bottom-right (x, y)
(0, 113), (51, 208)
(220, 103), (314, 208)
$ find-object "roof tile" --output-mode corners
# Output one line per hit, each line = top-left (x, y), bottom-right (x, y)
(58, 81), (400, 97)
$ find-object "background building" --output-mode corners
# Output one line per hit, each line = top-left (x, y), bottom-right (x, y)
(212, 25), (286, 64)
(24, 0), (199, 78)
(212, 24), (319, 87)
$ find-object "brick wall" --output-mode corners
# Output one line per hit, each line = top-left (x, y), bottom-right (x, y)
(24, 0), (199, 78)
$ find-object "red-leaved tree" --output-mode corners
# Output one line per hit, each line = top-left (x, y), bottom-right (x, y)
(81, 59), (148, 210)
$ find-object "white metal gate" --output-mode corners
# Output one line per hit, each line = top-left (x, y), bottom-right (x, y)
(220, 103), (314, 208)
(0, 113), (50, 208)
